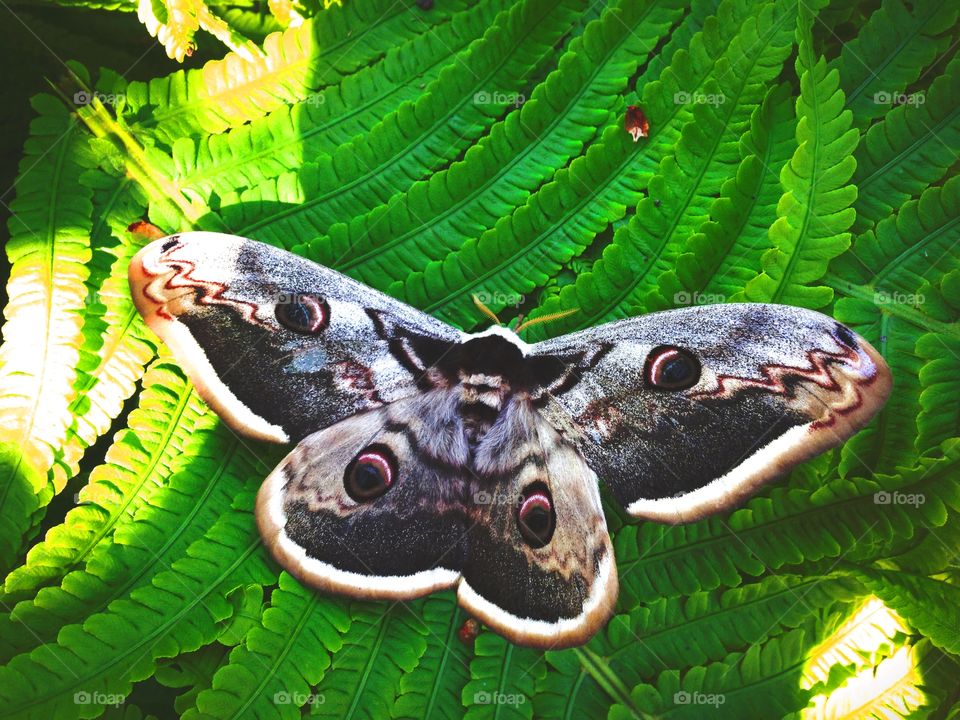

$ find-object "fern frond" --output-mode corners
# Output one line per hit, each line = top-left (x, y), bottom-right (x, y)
(0, 422), (275, 660)
(851, 54), (960, 234)
(805, 639), (939, 720)
(851, 567), (960, 655)
(606, 573), (861, 685)
(0, 490), (275, 718)
(651, 81), (797, 309)
(183, 572), (350, 718)
(615, 459), (955, 604)
(0, 95), (94, 571)
(463, 633), (544, 718)
(124, 0), (472, 141)
(833, 0), (957, 125)
(592, 0), (796, 317)
(2, 361), (204, 597)
(392, 593), (472, 720)
(59, 176), (157, 477)
(742, 5), (858, 309)
(304, 600), (429, 717)
(829, 176), (960, 473)
(397, 0), (767, 331)
(619, 626), (819, 718)
(308, 0), (687, 290)
(223, 0), (583, 252)
(155, 645), (231, 715)
(173, 0), (511, 200)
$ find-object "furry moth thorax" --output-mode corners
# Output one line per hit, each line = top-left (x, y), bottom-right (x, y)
(129, 232), (891, 648)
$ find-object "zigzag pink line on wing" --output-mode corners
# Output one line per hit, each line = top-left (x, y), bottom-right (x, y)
(690, 344), (876, 430)
(150, 251), (266, 329)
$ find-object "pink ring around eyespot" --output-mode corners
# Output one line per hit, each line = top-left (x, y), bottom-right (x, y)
(519, 492), (551, 520)
(648, 348), (681, 384)
(299, 295), (328, 333)
(356, 451), (393, 487)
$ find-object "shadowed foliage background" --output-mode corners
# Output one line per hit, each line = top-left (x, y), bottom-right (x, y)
(0, 0), (958, 717)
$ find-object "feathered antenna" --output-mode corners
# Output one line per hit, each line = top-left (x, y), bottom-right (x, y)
(515, 308), (579, 333)
(472, 294), (503, 326)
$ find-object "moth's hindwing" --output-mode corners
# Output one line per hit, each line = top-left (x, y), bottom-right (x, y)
(256, 391), (617, 649)
(531, 303), (892, 523)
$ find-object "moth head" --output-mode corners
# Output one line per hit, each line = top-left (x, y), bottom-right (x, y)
(644, 345), (702, 391)
(344, 445), (397, 502)
(516, 482), (556, 548)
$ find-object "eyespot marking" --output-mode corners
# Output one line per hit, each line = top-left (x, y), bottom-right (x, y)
(344, 445), (396, 502)
(276, 293), (330, 334)
(517, 483), (555, 548)
(644, 346), (701, 391)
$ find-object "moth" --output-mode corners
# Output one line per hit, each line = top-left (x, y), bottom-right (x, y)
(128, 232), (891, 648)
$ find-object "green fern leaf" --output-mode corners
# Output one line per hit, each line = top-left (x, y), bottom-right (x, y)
(174, 0), (512, 201)
(304, 601), (428, 718)
(398, 0), (765, 330)
(851, 53), (960, 234)
(3, 361), (204, 597)
(307, 0), (687, 291)
(221, 0), (582, 252)
(463, 633), (544, 719)
(0, 490), (275, 718)
(833, 0), (957, 125)
(650, 81), (797, 309)
(0, 95), (95, 571)
(850, 566), (960, 655)
(183, 572), (349, 719)
(123, 0), (473, 141)
(742, 5), (858, 309)
(392, 593), (472, 720)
